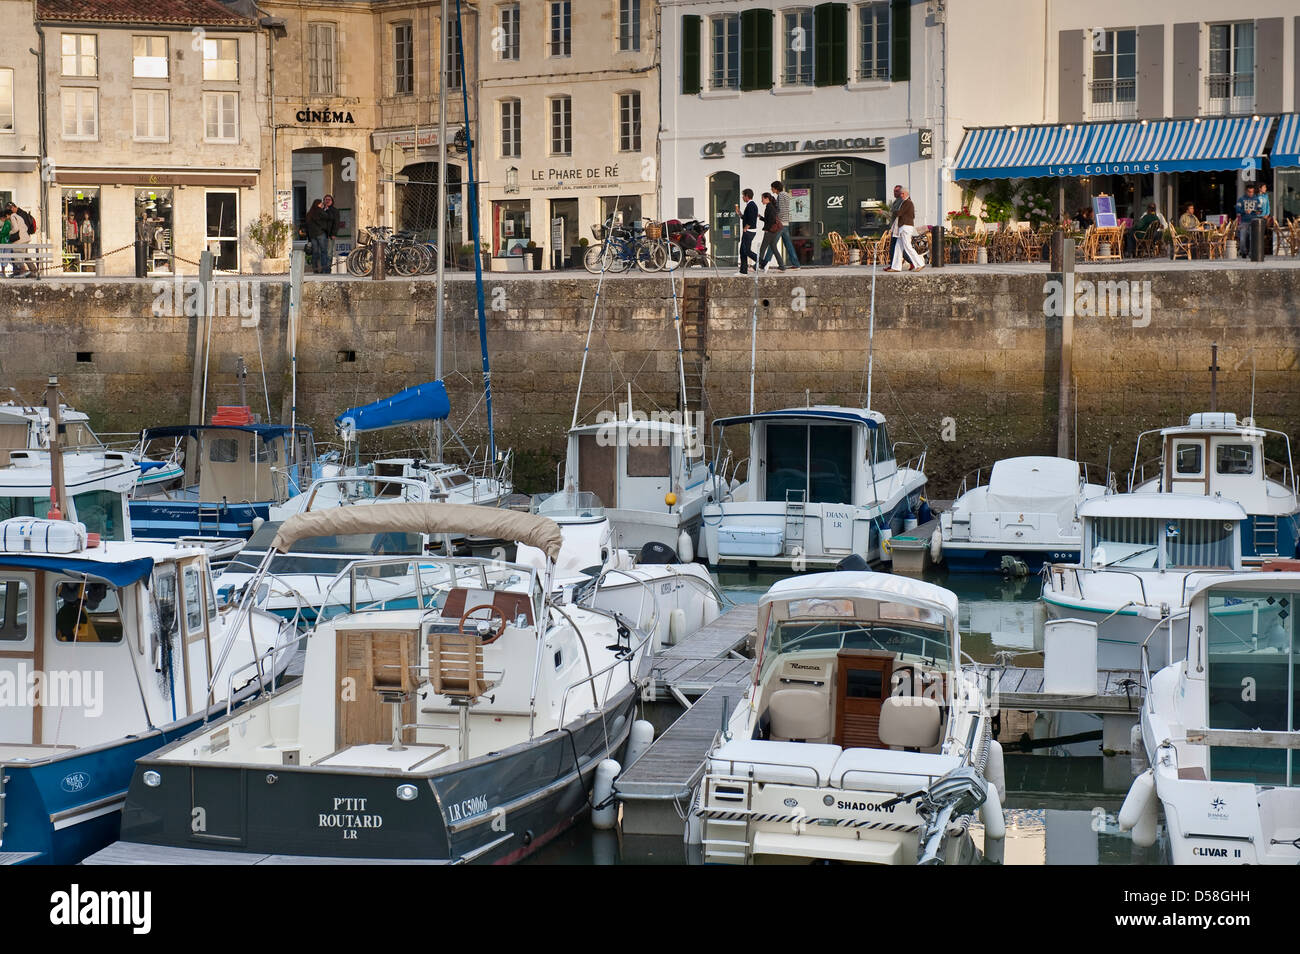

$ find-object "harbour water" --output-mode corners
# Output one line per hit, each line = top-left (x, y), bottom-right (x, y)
(529, 568), (1165, 865)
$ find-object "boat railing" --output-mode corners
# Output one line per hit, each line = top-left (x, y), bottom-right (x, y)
(1139, 609), (1192, 694)
(556, 622), (652, 728)
(1262, 456), (1297, 497)
(1048, 563), (1151, 607)
(223, 620), (300, 716)
(894, 443), (927, 476)
(954, 465), (991, 499)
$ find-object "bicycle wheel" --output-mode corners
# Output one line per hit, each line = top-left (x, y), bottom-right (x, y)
(583, 243), (607, 274)
(346, 245), (373, 277)
(393, 245), (423, 276)
(662, 240), (684, 271)
(602, 241), (631, 273)
(636, 239), (665, 272)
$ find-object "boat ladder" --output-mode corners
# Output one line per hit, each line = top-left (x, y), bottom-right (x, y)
(700, 775), (754, 864)
(197, 504), (224, 536)
(1253, 515), (1280, 556)
(783, 489), (806, 557)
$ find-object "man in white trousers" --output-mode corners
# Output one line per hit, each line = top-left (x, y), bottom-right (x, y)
(885, 188), (925, 272)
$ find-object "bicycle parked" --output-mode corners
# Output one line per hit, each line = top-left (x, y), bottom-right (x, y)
(583, 217), (675, 274)
(346, 226), (440, 277)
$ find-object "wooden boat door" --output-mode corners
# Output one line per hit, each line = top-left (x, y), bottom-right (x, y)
(0, 573), (39, 744)
(1165, 436), (1210, 495)
(834, 649), (893, 748)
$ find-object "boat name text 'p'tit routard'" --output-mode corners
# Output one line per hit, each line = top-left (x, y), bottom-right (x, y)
(319, 796), (383, 838)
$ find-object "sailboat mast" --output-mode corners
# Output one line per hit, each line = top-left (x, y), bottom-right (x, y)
(434, 0), (448, 461)
(44, 376), (69, 519)
(866, 258), (877, 410)
(455, 0), (496, 464)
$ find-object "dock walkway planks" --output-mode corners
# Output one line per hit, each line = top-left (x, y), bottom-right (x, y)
(660, 603), (757, 659)
(976, 665), (1144, 713)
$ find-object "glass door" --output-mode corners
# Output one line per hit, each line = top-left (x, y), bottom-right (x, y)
(708, 171), (739, 264)
(206, 191), (239, 272)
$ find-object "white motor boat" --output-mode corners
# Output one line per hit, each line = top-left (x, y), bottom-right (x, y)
(1041, 493), (1250, 669)
(695, 571), (1004, 865)
(1120, 572), (1300, 864)
(701, 407), (927, 569)
(935, 456), (1110, 574)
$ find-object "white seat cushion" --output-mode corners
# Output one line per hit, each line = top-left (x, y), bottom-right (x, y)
(709, 740), (842, 787)
(830, 749), (962, 793)
(767, 688), (831, 743)
(878, 696), (942, 749)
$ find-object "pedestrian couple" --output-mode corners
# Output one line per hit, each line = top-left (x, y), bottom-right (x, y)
(305, 195), (339, 274)
(3, 202), (39, 279)
(885, 185), (924, 272)
(737, 180), (800, 275)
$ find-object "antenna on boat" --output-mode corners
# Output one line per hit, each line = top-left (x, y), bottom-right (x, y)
(865, 256), (877, 410)
(433, 0), (449, 461)
(1208, 342), (1220, 413)
(44, 375), (69, 520)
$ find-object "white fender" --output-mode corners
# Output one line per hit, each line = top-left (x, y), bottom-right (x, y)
(667, 608), (687, 647)
(684, 787), (704, 846)
(1118, 768), (1158, 848)
(985, 739), (1007, 803)
(626, 719), (654, 768)
(879, 528), (894, 559)
(980, 785), (1005, 840)
(929, 528), (943, 563)
(677, 530), (694, 563)
(591, 759), (621, 830)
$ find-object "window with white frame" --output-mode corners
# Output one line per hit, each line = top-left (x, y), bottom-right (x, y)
(132, 36), (168, 78)
(550, 2), (571, 57)
(501, 98), (521, 158)
(857, 2), (889, 80)
(445, 13), (463, 90)
(394, 22), (413, 94)
(1208, 21), (1255, 113)
(618, 91), (641, 151)
(710, 13), (740, 90)
(308, 22), (336, 95)
(783, 8), (814, 86)
(133, 89), (168, 141)
(61, 34), (97, 77)
(619, 0), (641, 52)
(61, 87), (97, 139)
(1089, 29), (1136, 119)
(203, 37), (238, 81)
(0, 69), (12, 132)
(204, 91), (238, 141)
(499, 3), (520, 61)
(550, 96), (572, 155)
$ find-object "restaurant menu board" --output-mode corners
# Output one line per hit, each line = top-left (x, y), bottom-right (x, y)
(1092, 195), (1118, 228)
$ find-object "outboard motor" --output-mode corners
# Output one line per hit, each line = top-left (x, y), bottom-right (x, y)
(639, 540), (677, 565)
(835, 553), (871, 572)
(914, 767), (990, 865)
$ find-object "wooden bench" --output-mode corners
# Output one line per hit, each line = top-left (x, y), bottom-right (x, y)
(0, 243), (58, 276)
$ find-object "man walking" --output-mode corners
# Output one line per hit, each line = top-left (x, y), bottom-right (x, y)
(1233, 184), (1261, 259)
(887, 185), (903, 263)
(886, 188), (925, 272)
(770, 181), (800, 269)
(305, 199), (327, 273)
(321, 194), (339, 274)
(5, 203), (37, 278)
(735, 188), (759, 274)
(758, 192), (786, 272)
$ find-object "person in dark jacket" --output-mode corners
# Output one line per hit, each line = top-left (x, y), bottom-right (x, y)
(735, 188), (759, 274)
(305, 199), (326, 273)
(886, 188), (925, 271)
(758, 193), (785, 272)
(320, 194), (339, 273)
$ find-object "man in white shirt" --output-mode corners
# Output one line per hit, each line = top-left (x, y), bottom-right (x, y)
(5, 203), (36, 278)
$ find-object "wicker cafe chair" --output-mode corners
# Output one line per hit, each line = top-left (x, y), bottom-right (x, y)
(828, 231), (850, 266)
(1169, 228), (1194, 261)
(1206, 224), (1229, 260)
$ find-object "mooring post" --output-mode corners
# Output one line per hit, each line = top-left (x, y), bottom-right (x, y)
(188, 250), (215, 425)
(1056, 238), (1075, 458)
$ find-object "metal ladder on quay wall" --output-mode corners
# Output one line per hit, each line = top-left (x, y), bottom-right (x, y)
(784, 489), (806, 556)
(678, 277), (710, 420)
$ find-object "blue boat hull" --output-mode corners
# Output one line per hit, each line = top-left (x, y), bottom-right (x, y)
(1242, 513), (1300, 561)
(129, 499), (270, 540)
(940, 544), (1081, 575)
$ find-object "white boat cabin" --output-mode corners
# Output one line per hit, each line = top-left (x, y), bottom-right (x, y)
(0, 450), (138, 541)
(563, 414), (708, 514)
(1077, 494), (1245, 573)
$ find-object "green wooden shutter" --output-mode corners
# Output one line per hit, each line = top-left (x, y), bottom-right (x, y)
(814, 4), (832, 87)
(890, 0), (910, 83)
(682, 15), (701, 94)
(829, 3), (848, 86)
(748, 8), (773, 91)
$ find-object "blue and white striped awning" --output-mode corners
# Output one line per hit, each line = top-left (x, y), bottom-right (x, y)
(953, 116), (1274, 180)
(1271, 114), (1300, 168)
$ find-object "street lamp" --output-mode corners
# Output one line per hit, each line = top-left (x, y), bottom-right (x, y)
(506, 167), (518, 195)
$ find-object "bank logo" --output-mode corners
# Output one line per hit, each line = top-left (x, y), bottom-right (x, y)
(825, 194), (846, 209)
(701, 141), (726, 159)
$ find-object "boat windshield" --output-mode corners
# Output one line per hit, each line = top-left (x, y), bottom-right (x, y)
(532, 491), (605, 519)
(234, 521), (425, 576)
(1090, 516), (1234, 569)
(322, 555), (542, 618)
(761, 616), (952, 677)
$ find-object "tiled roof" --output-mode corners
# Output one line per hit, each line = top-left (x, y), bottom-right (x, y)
(37, 0), (256, 27)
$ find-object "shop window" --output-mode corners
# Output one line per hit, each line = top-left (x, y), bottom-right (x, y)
(61, 88), (98, 140)
(492, 199), (530, 255)
(135, 189), (174, 274)
(62, 188), (99, 270)
(601, 195), (642, 228)
(54, 581), (123, 643)
(500, 99), (521, 159)
(206, 191), (239, 272)
(61, 34), (97, 77)
(394, 22), (413, 95)
(1, 68), (14, 132)
(132, 35), (168, 78)
(308, 23), (336, 96)
(857, 2), (889, 80)
(203, 37), (239, 81)
(619, 0), (641, 52)
(550, 2), (571, 57)
(0, 578), (29, 642)
(498, 4), (520, 61)
(133, 89), (169, 142)
(204, 92), (238, 142)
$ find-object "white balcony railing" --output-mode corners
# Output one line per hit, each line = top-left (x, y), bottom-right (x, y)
(1205, 73), (1255, 116)
(1089, 79), (1137, 120)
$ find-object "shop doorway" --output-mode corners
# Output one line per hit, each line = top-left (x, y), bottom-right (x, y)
(291, 147), (357, 251)
(396, 161), (463, 253)
(708, 171), (740, 264)
(549, 197), (578, 268)
(783, 157), (885, 263)
(135, 188), (174, 274)
(61, 188), (99, 272)
(205, 191), (239, 272)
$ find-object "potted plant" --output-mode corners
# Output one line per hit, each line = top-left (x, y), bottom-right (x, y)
(247, 212), (290, 274)
(456, 243), (475, 270)
(947, 206), (977, 231)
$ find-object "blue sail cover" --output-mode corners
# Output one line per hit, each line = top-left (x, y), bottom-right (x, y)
(0, 554), (155, 587)
(336, 382), (450, 435)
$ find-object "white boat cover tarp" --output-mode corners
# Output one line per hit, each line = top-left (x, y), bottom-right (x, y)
(984, 456), (1080, 526)
(270, 502), (564, 561)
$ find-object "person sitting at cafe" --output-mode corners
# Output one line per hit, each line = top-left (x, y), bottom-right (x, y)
(1075, 207), (1095, 230)
(1178, 203), (1200, 231)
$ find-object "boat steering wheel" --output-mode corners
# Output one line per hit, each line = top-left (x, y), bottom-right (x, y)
(459, 603), (507, 640)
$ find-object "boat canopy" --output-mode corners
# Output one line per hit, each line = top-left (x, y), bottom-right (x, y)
(0, 554), (154, 587)
(336, 382), (450, 436)
(760, 570), (959, 624)
(1079, 493), (1246, 522)
(269, 501), (564, 561)
(142, 424), (310, 441)
(712, 407), (882, 430)
(984, 456), (1081, 525)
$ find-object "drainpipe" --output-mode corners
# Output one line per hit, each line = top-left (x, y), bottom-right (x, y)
(32, 8), (49, 238)
(257, 16), (287, 234)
